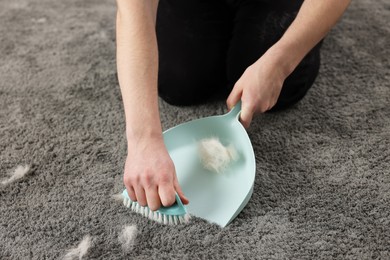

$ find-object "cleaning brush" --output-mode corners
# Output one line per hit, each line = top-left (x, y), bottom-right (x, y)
(122, 189), (190, 225)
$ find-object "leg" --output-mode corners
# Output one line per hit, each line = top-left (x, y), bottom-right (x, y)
(156, 0), (230, 106)
(226, 1), (322, 110)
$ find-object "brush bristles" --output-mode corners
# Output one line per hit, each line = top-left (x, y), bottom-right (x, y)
(123, 198), (190, 225)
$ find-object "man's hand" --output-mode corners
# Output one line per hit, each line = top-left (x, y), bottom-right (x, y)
(227, 49), (287, 128)
(227, 0), (351, 129)
(117, 0), (188, 212)
(123, 136), (189, 211)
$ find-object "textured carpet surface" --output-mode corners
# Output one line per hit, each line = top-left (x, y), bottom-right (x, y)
(1, 0), (389, 259)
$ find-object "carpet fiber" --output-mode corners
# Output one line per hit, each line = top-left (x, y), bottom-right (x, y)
(0, 0), (389, 259)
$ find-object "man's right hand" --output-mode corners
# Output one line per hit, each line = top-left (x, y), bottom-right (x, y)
(117, 0), (188, 211)
(123, 136), (189, 211)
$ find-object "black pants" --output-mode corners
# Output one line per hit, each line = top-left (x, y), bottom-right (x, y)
(156, 0), (322, 110)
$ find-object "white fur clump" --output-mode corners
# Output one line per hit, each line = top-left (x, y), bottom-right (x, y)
(1, 165), (30, 186)
(63, 235), (92, 260)
(198, 137), (238, 173)
(111, 193), (124, 202)
(118, 225), (138, 253)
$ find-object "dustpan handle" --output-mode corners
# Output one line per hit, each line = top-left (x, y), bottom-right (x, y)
(225, 100), (242, 121)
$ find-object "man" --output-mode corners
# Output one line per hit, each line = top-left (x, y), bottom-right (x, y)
(116, 0), (351, 211)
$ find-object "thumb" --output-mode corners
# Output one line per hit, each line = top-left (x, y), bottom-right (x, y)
(226, 83), (242, 110)
(173, 177), (189, 205)
(240, 101), (255, 129)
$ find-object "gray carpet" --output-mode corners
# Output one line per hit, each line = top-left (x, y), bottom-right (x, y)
(1, 0), (389, 259)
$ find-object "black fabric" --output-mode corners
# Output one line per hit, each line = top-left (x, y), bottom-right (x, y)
(156, 0), (321, 109)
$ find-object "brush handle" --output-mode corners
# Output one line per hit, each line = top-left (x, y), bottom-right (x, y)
(174, 193), (185, 207)
(225, 100), (242, 121)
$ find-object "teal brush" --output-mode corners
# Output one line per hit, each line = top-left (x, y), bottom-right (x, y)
(122, 189), (190, 225)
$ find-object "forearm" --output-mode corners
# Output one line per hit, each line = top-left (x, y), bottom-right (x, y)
(269, 0), (351, 76)
(116, 0), (161, 141)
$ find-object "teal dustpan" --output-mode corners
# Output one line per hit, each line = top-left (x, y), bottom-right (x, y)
(163, 101), (256, 227)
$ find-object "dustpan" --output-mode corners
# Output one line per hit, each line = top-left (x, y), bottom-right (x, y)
(163, 101), (256, 227)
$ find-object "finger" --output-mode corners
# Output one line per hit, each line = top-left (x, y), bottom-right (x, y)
(158, 183), (176, 207)
(226, 83), (242, 110)
(145, 186), (161, 211)
(134, 186), (147, 207)
(240, 101), (255, 129)
(173, 178), (189, 205)
(123, 174), (137, 201)
(126, 185), (137, 202)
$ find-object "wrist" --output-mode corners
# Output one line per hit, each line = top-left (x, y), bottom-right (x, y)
(264, 41), (303, 79)
(124, 105), (163, 145)
(126, 126), (163, 143)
